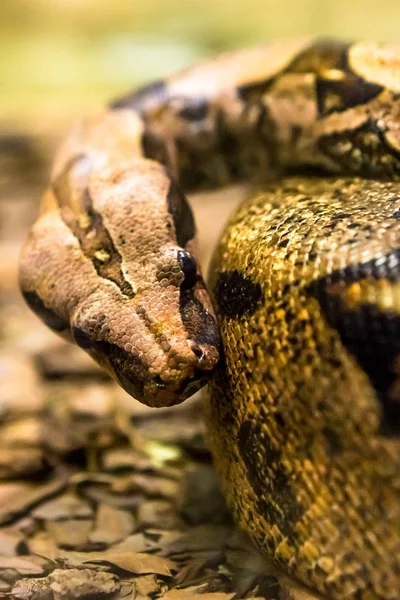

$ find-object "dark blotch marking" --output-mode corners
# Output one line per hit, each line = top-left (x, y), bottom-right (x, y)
(216, 100), (280, 179)
(285, 39), (382, 116)
(109, 81), (173, 172)
(52, 157), (135, 299)
(166, 179), (196, 247)
(256, 576), (282, 600)
(316, 77), (383, 117)
(237, 78), (274, 103)
(237, 40), (350, 105)
(177, 250), (198, 290)
(109, 79), (167, 113)
(100, 339), (147, 402)
(318, 119), (400, 176)
(333, 212), (351, 220)
(177, 97), (209, 122)
(322, 426), (343, 456)
(73, 327), (148, 402)
(23, 291), (69, 332)
(214, 270), (264, 319)
(237, 419), (303, 542)
(214, 109), (246, 180)
(72, 326), (93, 349)
(307, 249), (400, 435)
(179, 281), (220, 350)
(287, 39), (351, 74)
(142, 130), (171, 171)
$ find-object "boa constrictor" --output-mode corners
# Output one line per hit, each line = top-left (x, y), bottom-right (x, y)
(19, 39), (400, 599)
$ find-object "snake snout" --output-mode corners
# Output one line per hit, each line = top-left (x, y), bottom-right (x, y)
(141, 343), (220, 408)
(188, 340), (220, 372)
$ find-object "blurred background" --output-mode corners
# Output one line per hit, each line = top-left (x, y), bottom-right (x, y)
(3, 0), (400, 133)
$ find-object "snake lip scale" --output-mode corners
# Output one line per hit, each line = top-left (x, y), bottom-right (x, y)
(19, 38), (400, 598)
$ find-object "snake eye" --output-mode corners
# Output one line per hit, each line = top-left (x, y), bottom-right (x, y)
(72, 326), (93, 349)
(177, 250), (197, 290)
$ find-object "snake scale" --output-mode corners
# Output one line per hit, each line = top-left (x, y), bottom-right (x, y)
(19, 38), (400, 598)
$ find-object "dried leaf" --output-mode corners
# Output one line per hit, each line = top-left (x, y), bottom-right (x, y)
(85, 551), (176, 577)
(56, 550), (176, 577)
(0, 578), (11, 592)
(14, 516), (37, 537)
(131, 397), (208, 454)
(116, 579), (137, 600)
(103, 448), (181, 480)
(0, 468), (68, 526)
(67, 383), (115, 418)
(36, 344), (104, 379)
(102, 448), (152, 472)
(0, 353), (43, 418)
(135, 574), (159, 596)
(137, 500), (182, 530)
(162, 589), (235, 600)
(0, 447), (45, 479)
(113, 533), (154, 554)
(32, 493), (92, 521)
(159, 525), (230, 556)
(46, 519), (93, 550)
(89, 503), (135, 546)
(41, 404), (117, 456)
(80, 481), (144, 510)
(0, 528), (25, 556)
(1, 418), (42, 448)
(120, 474), (180, 500)
(0, 482), (27, 510)
(173, 559), (208, 587)
(27, 531), (58, 556)
(0, 556), (44, 576)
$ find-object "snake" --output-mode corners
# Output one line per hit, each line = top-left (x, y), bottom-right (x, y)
(19, 38), (400, 598)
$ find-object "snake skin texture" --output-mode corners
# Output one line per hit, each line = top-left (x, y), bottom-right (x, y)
(208, 177), (400, 599)
(19, 39), (400, 598)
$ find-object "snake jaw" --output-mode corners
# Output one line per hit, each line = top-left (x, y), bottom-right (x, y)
(87, 337), (218, 409)
(141, 370), (212, 408)
(69, 323), (219, 408)
(66, 267), (220, 408)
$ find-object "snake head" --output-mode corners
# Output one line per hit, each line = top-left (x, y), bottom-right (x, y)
(19, 154), (220, 407)
(67, 240), (221, 407)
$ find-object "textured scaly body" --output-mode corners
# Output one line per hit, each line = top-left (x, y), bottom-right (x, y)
(20, 39), (400, 598)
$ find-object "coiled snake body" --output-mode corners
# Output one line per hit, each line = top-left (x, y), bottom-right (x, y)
(19, 39), (400, 598)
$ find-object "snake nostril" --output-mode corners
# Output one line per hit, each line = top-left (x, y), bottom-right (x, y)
(154, 375), (166, 388)
(191, 344), (205, 362)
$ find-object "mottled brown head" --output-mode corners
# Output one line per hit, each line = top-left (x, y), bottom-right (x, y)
(19, 154), (220, 407)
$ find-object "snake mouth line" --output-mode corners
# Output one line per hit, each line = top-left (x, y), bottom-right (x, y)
(151, 358), (217, 403)
(116, 369), (212, 408)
